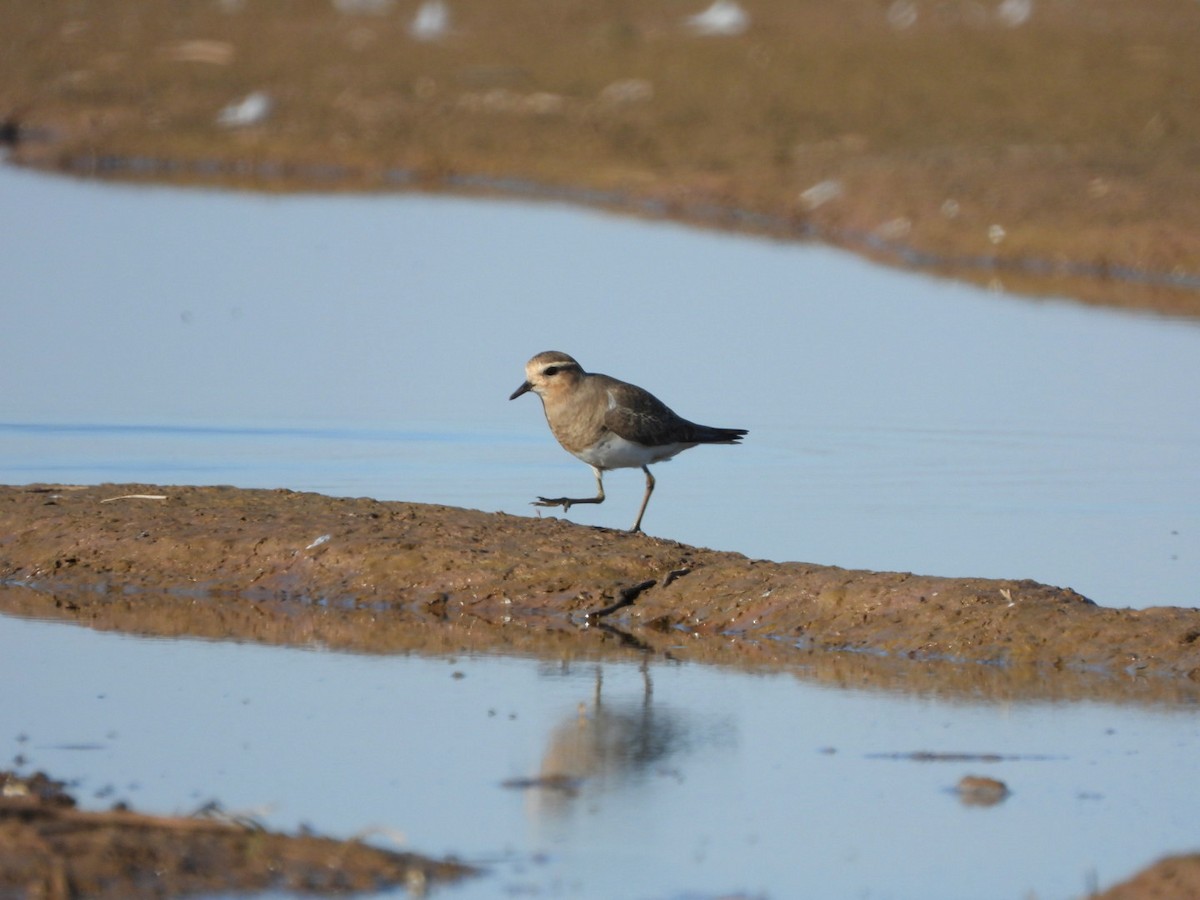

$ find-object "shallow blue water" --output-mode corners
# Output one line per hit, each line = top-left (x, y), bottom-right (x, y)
(2, 164), (1198, 607)
(3, 613), (1199, 900)
(3, 164), (1200, 899)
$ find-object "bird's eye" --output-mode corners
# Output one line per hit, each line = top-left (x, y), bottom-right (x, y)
(543, 366), (559, 376)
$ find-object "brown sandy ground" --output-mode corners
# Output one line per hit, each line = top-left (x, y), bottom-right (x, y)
(3, 484), (1200, 698)
(0, 770), (475, 900)
(3, 0), (1200, 317)
(4, 483), (1200, 897)
(1092, 854), (1200, 900)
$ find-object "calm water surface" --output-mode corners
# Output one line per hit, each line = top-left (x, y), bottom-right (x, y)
(2, 164), (1198, 608)
(4, 613), (1200, 900)
(3, 164), (1200, 898)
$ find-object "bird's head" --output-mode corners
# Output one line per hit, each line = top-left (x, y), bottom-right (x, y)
(509, 351), (584, 400)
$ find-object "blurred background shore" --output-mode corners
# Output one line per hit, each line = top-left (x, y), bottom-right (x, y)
(4, 0), (1199, 315)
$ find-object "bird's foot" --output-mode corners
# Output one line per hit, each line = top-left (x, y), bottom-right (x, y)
(534, 496), (575, 512)
(533, 493), (605, 514)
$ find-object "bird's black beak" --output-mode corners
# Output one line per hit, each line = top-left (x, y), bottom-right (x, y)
(509, 381), (532, 400)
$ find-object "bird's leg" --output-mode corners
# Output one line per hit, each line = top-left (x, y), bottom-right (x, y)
(629, 466), (655, 533)
(534, 466), (605, 513)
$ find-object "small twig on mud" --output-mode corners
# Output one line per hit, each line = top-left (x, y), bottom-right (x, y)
(100, 494), (168, 503)
(588, 579), (656, 620)
(661, 567), (691, 588)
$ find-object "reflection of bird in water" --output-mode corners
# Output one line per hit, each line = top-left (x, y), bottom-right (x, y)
(521, 662), (694, 820)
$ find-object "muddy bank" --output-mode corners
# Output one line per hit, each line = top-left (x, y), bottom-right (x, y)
(1094, 854), (1200, 900)
(0, 769), (474, 899)
(3, 0), (1199, 317)
(3, 484), (1199, 693)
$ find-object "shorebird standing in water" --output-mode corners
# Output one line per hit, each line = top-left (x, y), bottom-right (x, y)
(509, 351), (748, 533)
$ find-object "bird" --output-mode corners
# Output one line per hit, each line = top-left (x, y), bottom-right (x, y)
(509, 351), (747, 533)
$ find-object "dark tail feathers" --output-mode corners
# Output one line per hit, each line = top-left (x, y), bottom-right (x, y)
(693, 425), (748, 445)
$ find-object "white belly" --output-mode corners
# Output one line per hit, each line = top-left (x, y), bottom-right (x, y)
(574, 432), (694, 470)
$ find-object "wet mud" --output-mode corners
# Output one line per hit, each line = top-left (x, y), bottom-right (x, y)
(3, 483), (1199, 701)
(0, 770), (474, 899)
(5, 483), (1200, 896)
(1092, 854), (1200, 900)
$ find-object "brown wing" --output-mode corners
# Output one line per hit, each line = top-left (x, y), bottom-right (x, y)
(600, 381), (698, 446)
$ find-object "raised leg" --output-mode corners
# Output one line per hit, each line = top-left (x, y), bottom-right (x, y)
(629, 465), (655, 533)
(534, 466), (605, 513)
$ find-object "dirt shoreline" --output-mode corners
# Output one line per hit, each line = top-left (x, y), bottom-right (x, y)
(0, 770), (475, 899)
(1, 767), (1195, 900)
(4, 484), (1199, 700)
(4, 0), (1200, 318)
(8, 483), (1200, 893)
